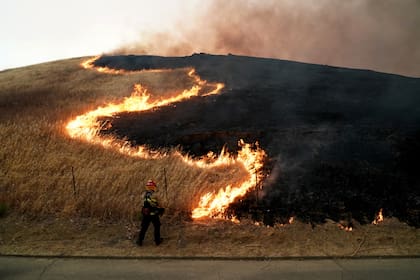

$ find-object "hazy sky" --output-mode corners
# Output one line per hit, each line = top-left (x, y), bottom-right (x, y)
(1, 0), (201, 70)
(2, 0), (419, 77)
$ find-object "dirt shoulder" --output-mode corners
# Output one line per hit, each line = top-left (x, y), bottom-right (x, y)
(1, 214), (419, 258)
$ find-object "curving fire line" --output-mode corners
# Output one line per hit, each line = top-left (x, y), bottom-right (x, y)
(66, 56), (266, 219)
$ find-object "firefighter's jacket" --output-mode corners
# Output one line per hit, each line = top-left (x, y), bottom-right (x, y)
(142, 190), (160, 216)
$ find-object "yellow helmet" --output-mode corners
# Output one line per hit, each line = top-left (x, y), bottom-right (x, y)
(145, 180), (157, 191)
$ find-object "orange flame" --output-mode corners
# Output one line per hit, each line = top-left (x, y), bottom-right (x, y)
(289, 216), (294, 224)
(81, 56), (173, 74)
(276, 216), (294, 227)
(191, 140), (266, 219)
(81, 56), (125, 74)
(67, 56), (267, 219)
(372, 208), (384, 225)
(338, 224), (353, 232)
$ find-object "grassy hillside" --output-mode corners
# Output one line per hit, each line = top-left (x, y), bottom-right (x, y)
(2, 54), (420, 227)
(1, 56), (419, 257)
(0, 57), (245, 221)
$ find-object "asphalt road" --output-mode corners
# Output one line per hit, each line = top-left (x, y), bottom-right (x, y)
(1, 256), (419, 280)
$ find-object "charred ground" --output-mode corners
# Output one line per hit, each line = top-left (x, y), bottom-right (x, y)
(95, 54), (420, 227)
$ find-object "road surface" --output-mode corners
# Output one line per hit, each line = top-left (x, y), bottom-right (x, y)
(1, 256), (419, 280)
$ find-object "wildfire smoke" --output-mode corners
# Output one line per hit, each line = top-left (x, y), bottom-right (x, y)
(113, 0), (420, 78)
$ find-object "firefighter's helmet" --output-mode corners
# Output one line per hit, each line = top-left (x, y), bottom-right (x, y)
(145, 180), (157, 191)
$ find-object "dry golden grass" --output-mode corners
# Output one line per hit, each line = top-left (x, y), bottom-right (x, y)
(0, 58), (246, 221)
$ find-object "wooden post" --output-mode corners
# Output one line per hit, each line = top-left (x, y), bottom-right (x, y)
(71, 166), (77, 198)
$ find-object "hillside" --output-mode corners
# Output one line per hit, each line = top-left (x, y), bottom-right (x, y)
(0, 54), (419, 257)
(95, 54), (420, 227)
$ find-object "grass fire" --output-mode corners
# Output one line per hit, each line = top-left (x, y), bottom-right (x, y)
(1, 53), (420, 257)
(67, 56), (265, 219)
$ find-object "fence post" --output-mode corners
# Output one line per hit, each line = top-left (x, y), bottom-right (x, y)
(71, 166), (77, 198)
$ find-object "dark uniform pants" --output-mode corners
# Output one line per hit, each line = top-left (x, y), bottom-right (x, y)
(138, 214), (161, 244)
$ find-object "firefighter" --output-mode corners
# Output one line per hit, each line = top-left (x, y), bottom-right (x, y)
(136, 180), (164, 246)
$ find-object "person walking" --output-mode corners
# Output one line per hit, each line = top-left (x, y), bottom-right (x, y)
(136, 180), (164, 246)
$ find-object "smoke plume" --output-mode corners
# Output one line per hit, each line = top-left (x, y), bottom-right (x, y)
(113, 0), (420, 77)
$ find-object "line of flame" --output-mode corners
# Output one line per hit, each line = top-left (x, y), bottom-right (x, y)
(81, 56), (177, 75)
(66, 56), (266, 219)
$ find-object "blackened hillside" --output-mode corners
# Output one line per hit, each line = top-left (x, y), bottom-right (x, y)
(96, 54), (420, 227)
